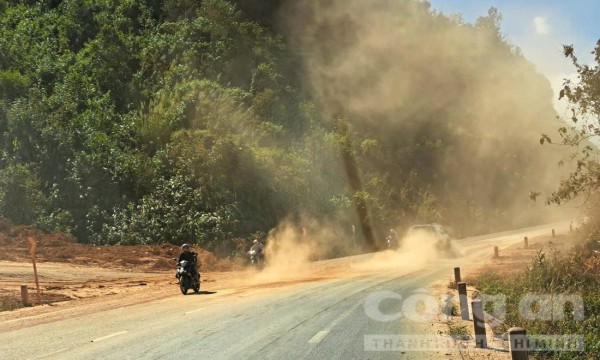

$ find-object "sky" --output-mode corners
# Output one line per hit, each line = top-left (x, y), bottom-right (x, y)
(427, 0), (600, 116)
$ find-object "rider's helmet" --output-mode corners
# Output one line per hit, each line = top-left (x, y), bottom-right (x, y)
(253, 239), (258, 244)
(181, 243), (191, 251)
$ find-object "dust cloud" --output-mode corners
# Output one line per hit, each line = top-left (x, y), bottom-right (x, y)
(246, 218), (462, 284)
(246, 221), (463, 283)
(280, 0), (557, 133)
(247, 218), (358, 283)
(237, 0), (574, 280)
(278, 0), (572, 233)
(353, 230), (462, 273)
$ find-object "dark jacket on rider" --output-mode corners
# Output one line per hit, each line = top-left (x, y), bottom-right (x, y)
(178, 251), (197, 264)
(178, 251), (199, 277)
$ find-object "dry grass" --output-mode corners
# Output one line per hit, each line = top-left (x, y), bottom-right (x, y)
(470, 230), (600, 359)
(445, 322), (471, 340)
(0, 293), (22, 311)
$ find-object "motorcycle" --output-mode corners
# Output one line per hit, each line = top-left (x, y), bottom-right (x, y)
(174, 258), (200, 295)
(248, 249), (264, 270)
(385, 234), (398, 249)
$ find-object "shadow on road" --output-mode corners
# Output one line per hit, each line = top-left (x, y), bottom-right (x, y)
(189, 291), (217, 295)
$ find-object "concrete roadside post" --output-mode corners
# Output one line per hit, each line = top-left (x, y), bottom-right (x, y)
(471, 299), (486, 348)
(508, 327), (529, 360)
(20, 285), (30, 306)
(453, 267), (461, 288)
(457, 282), (469, 320)
(524, 236), (528, 248)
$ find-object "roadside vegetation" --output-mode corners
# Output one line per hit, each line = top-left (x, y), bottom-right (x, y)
(471, 226), (600, 359)
(0, 293), (20, 312)
(0, 0), (572, 255)
(471, 40), (600, 359)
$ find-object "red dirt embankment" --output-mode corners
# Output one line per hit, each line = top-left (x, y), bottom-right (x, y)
(0, 218), (241, 312)
(0, 218), (230, 272)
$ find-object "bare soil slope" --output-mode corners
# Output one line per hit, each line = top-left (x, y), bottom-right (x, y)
(0, 219), (370, 326)
(0, 219), (237, 311)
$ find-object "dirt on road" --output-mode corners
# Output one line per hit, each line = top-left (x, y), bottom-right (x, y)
(0, 219), (243, 317)
(1, 218), (580, 351)
(0, 220), (376, 330)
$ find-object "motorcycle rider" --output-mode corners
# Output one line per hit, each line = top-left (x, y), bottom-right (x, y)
(250, 239), (265, 262)
(178, 243), (199, 280)
(386, 229), (398, 248)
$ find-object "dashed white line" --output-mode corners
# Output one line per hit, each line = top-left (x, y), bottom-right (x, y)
(185, 307), (205, 314)
(92, 331), (128, 342)
(308, 330), (330, 344)
(308, 301), (363, 344)
(328, 303), (360, 328)
(40, 347), (70, 358)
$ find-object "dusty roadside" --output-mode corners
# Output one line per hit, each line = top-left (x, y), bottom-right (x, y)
(0, 263), (355, 332)
(430, 231), (581, 359)
(0, 237), (374, 333)
(0, 222), (247, 330)
(2, 220), (580, 357)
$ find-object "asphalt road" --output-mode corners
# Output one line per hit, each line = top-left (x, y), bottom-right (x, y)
(0, 221), (571, 360)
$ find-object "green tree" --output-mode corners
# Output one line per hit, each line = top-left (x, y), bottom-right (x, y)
(0, 163), (46, 224)
(0, 0), (569, 252)
(543, 41), (600, 205)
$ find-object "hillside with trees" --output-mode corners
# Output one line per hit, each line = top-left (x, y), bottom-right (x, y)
(0, 0), (567, 255)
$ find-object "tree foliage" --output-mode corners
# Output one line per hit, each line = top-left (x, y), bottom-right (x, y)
(0, 0), (566, 253)
(544, 41), (600, 205)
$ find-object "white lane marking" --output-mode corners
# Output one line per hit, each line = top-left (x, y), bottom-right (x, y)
(308, 330), (330, 344)
(92, 331), (128, 342)
(308, 302), (363, 344)
(329, 303), (360, 328)
(40, 348), (70, 358)
(185, 307), (205, 314)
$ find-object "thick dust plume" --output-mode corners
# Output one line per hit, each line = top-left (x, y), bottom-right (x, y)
(278, 0), (571, 233)
(353, 229), (461, 273)
(248, 217), (357, 283)
(248, 220), (458, 282)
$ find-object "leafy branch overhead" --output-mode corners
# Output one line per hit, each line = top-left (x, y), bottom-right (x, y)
(541, 41), (600, 205)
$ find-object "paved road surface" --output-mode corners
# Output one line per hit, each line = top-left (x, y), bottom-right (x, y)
(0, 221), (570, 359)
